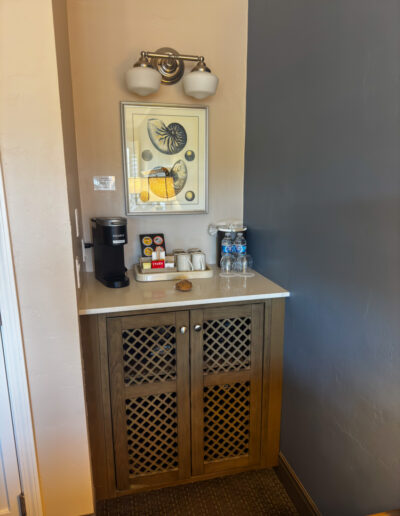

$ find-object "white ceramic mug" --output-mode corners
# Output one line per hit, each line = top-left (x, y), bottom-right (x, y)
(191, 251), (206, 271)
(176, 253), (193, 272)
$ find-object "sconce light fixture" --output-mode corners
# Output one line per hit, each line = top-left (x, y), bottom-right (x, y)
(125, 47), (219, 100)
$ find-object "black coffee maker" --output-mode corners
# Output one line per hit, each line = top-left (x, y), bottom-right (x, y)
(91, 217), (129, 288)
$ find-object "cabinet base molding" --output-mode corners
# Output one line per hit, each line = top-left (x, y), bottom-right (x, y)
(275, 453), (321, 516)
(99, 464), (273, 500)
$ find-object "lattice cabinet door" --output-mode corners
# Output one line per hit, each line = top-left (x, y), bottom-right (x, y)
(190, 304), (264, 476)
(107, 311), (191, 491)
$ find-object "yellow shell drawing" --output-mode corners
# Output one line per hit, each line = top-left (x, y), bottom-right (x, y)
(140, 190), (150, 202)
(149, 177), (175, 198)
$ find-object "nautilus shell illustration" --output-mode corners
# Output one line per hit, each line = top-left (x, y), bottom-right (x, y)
(147, 118), (187, 155)
(141, 160), (188, 200)
(169, 159), (187, 194)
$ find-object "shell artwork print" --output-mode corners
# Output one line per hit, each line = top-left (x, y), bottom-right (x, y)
(123, 103), (206, 214)
(169, 159), (187, 193)
(145, 160), (188, 199)
(147, 118), (187, 154)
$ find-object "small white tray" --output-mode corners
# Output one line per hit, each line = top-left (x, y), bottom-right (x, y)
(133, 264), (214, 282)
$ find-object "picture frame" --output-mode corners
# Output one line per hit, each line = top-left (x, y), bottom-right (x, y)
(121, 102), (208, 215)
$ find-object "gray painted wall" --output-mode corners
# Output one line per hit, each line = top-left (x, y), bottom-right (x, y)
(244, 1), (400, 514)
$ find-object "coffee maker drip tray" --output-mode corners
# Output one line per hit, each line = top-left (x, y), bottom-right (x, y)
(97, 273), (130, 289)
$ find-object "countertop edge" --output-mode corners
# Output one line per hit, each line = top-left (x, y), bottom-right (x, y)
(78, 291), (290, 316)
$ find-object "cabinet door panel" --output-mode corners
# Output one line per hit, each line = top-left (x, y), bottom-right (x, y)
(190, 304), (263, 476)
(107, 311), (190, 491)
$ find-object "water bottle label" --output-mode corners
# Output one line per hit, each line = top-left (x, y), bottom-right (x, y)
(221, 244), (232, 254)
(236, 244), (247, 254)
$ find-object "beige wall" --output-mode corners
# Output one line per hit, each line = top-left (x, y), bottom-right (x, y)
(0, 1), (93, 515)
(52, 0), (85, 288)
(67, 0), (248, 269)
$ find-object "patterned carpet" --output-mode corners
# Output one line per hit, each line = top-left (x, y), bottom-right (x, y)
(96, 469), (299, 516)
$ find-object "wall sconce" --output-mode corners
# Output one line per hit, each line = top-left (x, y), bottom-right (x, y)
(125, 47), (219, 100)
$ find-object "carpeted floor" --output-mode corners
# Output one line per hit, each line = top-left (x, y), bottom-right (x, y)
(96, 469), (299, 516)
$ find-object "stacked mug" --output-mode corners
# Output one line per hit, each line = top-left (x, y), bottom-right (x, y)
(173, 248), (206, 272)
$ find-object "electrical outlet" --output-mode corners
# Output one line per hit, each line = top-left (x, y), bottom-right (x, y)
(75, 256), (81, 289)
(74, 208), (80, 238)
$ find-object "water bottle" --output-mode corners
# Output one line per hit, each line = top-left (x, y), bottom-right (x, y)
(233, 232), (247, 255)
(221, 232), (233, 255)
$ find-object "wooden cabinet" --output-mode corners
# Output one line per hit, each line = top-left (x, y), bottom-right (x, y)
(190, 304), (263, 476)
(80, 299), (285, 500)
(107, 311), (191, 490)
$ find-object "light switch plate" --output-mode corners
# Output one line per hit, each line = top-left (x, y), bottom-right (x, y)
(75, 256), (81, 289)
(74, 208), (80, 238)
(81, 238), (86, 263)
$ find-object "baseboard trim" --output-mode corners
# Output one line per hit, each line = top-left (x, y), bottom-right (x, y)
(275, 452), (321, 516)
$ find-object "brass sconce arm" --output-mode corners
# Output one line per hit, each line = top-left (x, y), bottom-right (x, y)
(142, 50), (205, 63)
(135, 47), (210, 85)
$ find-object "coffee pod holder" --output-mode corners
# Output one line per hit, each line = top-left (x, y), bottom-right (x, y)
(134, 256), (213, 282)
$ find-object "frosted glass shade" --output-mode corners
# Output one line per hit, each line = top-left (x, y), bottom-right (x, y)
(125, 66), (161, 96)
(183, 71), (219, 99)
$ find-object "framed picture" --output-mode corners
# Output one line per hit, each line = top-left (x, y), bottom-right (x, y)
(121, 102), (208, 215)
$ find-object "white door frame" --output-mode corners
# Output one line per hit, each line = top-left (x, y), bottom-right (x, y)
(0, 161), (43, 516)
(0, 328), (21, 515)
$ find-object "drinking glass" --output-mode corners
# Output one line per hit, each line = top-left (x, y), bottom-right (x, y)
(234, 254), (254, 277)
(219, 254), (235, 277)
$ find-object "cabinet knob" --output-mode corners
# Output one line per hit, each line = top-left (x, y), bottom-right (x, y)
(194, 324), (202, 332)
(180, 326), (188, 334)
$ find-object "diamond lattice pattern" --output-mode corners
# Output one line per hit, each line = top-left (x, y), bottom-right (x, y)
(126, 393), (178, 477)
(122, 325), (176, 385)
(203, 382), (250, 463)
(203, 317), (251, 374)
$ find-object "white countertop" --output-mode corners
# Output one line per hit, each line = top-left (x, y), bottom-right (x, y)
(78, 267), (290, 315)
